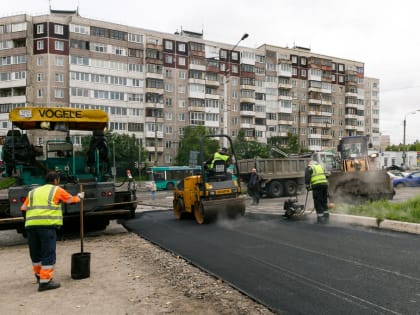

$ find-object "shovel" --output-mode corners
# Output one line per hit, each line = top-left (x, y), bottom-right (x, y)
(71, 184), (91, 280)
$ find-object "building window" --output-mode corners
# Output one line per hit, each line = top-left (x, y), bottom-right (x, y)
(165, 55), (173, 64)
(55, 56), (64, 66)
(37, 56), (44, 66)
(178, 56), (186, 66)
(164, 40), (173, 50)
(55, 40), (64, 51)
(128, 33), (143, 43)
(55, 89), (64, 98)
(54, 24), (64, 35)
(178, 42), (186, 52)
(36, 24), (44, 34)
(36, 40), (44, 50)
(231, 51), (239, 61)
(37, 73), (44, 82)
(37, 88), (43, 98)
(55, 73), (64, 82)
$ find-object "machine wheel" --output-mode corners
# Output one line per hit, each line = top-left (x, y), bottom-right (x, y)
(284, 180), (298, 196)
(166, 182), (175, 191)
(173, 198), (185, 220)
(194, 202), (206, 224)
(268, 181), (283, 198)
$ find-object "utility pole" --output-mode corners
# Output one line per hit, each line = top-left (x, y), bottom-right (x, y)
(403, 110), (420, 167)
(223, 33), (249, 148)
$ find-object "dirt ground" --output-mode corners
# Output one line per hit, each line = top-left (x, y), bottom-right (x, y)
(0, 222), (274, 315)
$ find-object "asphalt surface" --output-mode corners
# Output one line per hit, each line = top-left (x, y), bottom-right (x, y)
(124, 201), (420, 314)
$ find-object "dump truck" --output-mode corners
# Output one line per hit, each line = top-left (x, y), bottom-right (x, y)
(173, 135), (246, 224)
(0, 107), (137, 234)
(328, 135), (394, 204)
(238, 156), (310, 197)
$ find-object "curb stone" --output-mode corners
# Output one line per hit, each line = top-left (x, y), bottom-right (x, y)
(331, 213), (420, 235)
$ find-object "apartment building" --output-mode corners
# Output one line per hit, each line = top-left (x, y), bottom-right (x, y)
(0, 9), (380, 165)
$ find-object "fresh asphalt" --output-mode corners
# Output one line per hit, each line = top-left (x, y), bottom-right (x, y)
(124, 208), (420, 315)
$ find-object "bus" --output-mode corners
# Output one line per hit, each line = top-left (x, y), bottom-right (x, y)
(146, 165), (201, 190)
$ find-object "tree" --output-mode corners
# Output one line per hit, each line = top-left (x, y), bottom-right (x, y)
(82, 132), (145, 177)
(232, 129), (270, 159)
(175, 126), (219, 166)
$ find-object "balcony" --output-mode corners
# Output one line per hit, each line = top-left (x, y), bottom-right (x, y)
(240, 97), (254, 103)
(145, 87), (164, 94)
(0, 95), (26, 104)
(239, 110), (255, 117)
(204, 120), (219, 128)
(145, 130), (163, 139)
(188, 78), (206, 85)
(188, 105), (206, 112)
(279, 95), (292, 101)
(345, 124), (357, 131)
(144, 102), (164, 110)
(205, 93), (219, 100)
(205, 80), (220, 87)
(188, 91), (205, 99)
(145, 116), (164, 123)
(145, 72), (163, 80)
(240, 122), (253, 129)
(308, 145), (322, 152)
(345, 91), (358, 97)
(240, 84), (255, 90)
(0, 78), (26, 89)
(308, 133), (322, 139)
(278, 82), (292, 89)
(278, 119), (292, 125)
(189, 63), (206, 71)
(145, 145), (164, 152)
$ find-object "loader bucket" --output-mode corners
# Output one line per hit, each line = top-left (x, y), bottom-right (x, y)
(194, 196), (246, 224)
(328, 170), (394, 204)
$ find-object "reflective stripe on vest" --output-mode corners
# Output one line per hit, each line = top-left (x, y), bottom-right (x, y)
(210, 152), (229, 168)
(310, 164), (327, 186)
(25, 185), (63, 227)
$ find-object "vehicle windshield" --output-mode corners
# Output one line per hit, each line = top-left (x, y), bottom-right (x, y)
(341, 142), (367, 159)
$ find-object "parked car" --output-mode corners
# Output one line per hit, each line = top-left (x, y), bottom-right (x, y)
(386, 165), (405, 172)
(393, 170), (420, 188)
(387, 170), (410, 179)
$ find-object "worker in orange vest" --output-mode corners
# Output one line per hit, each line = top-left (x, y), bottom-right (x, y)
(20, 171), (83, 291)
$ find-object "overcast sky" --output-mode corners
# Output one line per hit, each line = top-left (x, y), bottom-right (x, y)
(3, 0), (420, 145)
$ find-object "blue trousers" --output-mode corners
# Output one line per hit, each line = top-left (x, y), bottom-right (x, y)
(26, 228), (57, 266)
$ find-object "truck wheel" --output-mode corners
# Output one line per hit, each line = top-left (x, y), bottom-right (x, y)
(284, 181), (298, 196)
(268, 181), (283, 198)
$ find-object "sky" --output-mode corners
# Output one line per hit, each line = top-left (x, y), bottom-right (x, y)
(3, 0), (420, 145)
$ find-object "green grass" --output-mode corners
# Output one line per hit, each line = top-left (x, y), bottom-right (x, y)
(332, 196), (420, 224)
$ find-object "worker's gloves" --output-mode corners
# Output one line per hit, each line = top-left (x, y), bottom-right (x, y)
(77, 192), (85, 199)
(306, 185), (312, 191)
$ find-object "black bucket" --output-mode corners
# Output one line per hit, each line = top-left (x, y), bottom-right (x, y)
(71, 252), (91, 280)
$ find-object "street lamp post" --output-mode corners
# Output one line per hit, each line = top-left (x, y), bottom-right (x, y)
(223, 33), (249, 147)
(402, 109), (420, 167)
